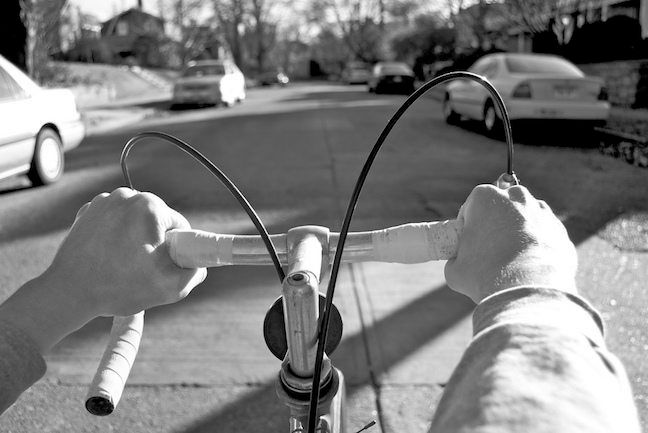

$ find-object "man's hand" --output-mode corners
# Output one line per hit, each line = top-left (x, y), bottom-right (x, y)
(445, 184), (577, 303)
(0, 188), (207, 353)
(48, 187), (207, 317)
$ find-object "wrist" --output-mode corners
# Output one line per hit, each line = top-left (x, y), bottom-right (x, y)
(0, 270), (97, 353)
(477, 256), (577, 303)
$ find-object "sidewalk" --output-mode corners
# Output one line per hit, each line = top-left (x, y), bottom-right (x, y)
(80, 91), (171, 136)
(607, 106), (648, 137)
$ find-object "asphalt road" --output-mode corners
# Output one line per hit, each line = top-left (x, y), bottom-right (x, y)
(0, 83), (646, 432)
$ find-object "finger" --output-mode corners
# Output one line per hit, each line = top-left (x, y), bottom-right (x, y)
(75, 202), (91, 221)
(462, 184), (500, 210)
(176, 267), (208, 301)
(89, 192), (110, 205)
(76, 192), (110, 223)
(506, 185), (534, 203)
(164, 207), (191, 231)
(110, 187), (137, 200)
(459, 184), (503, 222)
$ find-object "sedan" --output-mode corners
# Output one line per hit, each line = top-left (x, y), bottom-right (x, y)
(0, 55), (84, 186)
(443, 53), (610, 136)
(342, 62), (371, 84)
(368, 62), (415, 95)
(172, 60), (246, 107)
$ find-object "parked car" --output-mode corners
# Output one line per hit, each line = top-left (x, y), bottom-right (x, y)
(342, 62), (371, 84)
(258, 70), (289, 86)
(443, 53), (610, 136)
(0, 55), (84, 186)
(172, 60), (246, 107)
(368, 62), (415, 94)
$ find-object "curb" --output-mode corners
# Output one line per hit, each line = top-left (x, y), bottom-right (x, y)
(82, 108), (155, 136)
(595, 126), (648, 168)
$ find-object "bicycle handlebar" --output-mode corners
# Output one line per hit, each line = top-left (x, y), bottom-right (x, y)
(85, 312), (144, 415)
(167, 220), (461, 268)
(85, 219), (461, 415)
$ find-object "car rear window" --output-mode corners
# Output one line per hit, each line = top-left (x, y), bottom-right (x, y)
(183, 64), (226, 77)
(379, 63), (412, 75)
(505, 56), (583, 76)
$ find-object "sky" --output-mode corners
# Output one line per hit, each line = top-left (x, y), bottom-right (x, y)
(69, 0), (159, 21)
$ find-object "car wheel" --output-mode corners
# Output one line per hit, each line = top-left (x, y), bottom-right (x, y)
(482, 100), (502, 138)
(443, 94), (460, 125)
(28, 128), (64, 186)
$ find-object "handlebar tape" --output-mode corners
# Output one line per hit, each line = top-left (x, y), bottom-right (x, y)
(85, 311), (144, 416)
(166, 219), (463, 269)
(168, 230), (235, 268)
(371, 219), (462, 263)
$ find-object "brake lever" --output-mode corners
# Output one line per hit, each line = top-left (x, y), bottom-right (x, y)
(496, 172), (520, 189)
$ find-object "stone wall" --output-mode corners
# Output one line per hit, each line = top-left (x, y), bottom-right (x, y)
(578, 60), (648, 109)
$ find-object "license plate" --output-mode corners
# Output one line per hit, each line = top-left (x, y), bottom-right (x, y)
(393, 76), (402, 83)
(554, 84), (576, 98)
(536, 108), (562, 118)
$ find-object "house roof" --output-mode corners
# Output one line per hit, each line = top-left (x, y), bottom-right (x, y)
(102, 8), (164, 27)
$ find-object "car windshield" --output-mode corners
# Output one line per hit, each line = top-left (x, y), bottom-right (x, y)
(505, 56), (583, 76)
(379, 63), (412, 75)
(183, 64), (225, 77)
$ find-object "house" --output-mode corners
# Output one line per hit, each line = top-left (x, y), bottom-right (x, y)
(100, 7), (167, 64)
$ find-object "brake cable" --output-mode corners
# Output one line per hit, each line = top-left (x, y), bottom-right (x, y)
(306, 72), (517, 433)
(120, 131), (285, 283)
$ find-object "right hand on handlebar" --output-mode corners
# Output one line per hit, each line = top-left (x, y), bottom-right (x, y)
(48, 187), (207, 318)
(445, 184), (578, 304)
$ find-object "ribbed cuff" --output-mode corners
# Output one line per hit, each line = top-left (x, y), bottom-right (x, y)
(473, 286), (605, 347)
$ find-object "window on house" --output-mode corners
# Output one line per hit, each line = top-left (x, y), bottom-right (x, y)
(117, 20), (129, 36)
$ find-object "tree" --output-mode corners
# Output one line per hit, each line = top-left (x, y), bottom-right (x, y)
(247, 0), (277, 72)
(212, 0), (246, 66)
(386, 0), (421, 25)
(164, 0), (213, 64)
(316, 0), (386, 63)
(19, 0), (67, 80)
(506, 0), (559, 34)
(389, 14), (454, 63)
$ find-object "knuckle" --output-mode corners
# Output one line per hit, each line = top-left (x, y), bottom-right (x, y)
(90, 192), (110, 204)
(471, 184), (502, 201)
(468, 184), (502, 206)
(507, 185), (533, 202)
(132, 192), (164, 209)
(131, 193), (165, 215)
(111, 187), (135, 199)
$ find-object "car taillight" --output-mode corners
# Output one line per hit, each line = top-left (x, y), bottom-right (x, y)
(598, 86), (608, 101)
(512, 82), (532, 98)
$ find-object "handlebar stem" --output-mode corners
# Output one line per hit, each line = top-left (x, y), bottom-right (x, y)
(283, 226), (331, 377)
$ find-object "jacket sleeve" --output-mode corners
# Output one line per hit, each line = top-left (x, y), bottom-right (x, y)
(429, 287), (641, 433)
(0, 318), (46, 415)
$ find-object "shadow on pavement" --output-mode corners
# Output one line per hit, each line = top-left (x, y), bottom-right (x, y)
(176, 284), (471, 432)
(450, 118), (600, 147)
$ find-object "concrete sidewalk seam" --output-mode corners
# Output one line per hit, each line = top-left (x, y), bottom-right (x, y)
(349, 263), (388, 433)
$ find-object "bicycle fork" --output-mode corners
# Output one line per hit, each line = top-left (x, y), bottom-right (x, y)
(264, 226), (346, 433)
